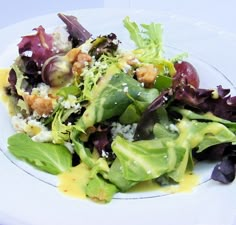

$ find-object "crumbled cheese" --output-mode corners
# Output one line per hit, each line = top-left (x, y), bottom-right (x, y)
(169, 124), (179, 133)
(11, 114), (27, 132)
(111, 122), (137, 142)
(80, 39), (93, 53)
(123, 86), (129, 93)
(31, 83), (51, 98)
(32, 130), (53, 143)
(94, 61), (101, 67)
(61, 95), (81, 109)
(25, 119), (45, 136)
(122, 63), (132, 73)
(32, 111), (49, 119)
(52, 26), (72, 52)
(129, 58), (140, 65)
(100, 63), (108, 70)
(112, 39), (119, 45)
(101, 149), (109, 158)
(11, 114), (52, 142)
(22, 50), (33, 57)
(64, 142), (74, 154)
(163, 96), (168, 102)
(165, 124), (179, 133)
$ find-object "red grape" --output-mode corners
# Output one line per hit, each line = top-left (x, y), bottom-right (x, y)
(173, 61), (200, 88)
(42, 55), (72, 87)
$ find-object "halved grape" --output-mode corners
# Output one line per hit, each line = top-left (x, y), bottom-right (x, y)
(173, 61), (200, 88)
(41, 55), (72, 87)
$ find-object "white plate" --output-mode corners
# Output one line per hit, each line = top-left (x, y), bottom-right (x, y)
(0, 8), (236, 225)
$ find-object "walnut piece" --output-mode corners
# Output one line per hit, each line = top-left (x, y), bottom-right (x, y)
(66, 48), (92, 75)
(72, 52), (92, 75)
(24, 95), (53, 116)
(136, 64), (158, 88)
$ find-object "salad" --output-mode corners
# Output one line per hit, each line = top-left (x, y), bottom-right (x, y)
(2, 13), (236, 203)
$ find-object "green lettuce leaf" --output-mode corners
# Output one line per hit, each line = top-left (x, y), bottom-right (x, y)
(110, 115), (236, 183)
(11, 64), (26, 97)
(56, 85), (81, 98)
(169, 118), (236, 180)
(172, 107), (236, 133)
(123, 16), (163, 55)
(51, 109), (73, 144)
(111, 136), (175, 181)
(86, 175), (118, 203)
(71, 130), (95, 168)
(75, 72), (158, 131)
(123, 16), (176, 76)
(108, 158), (138, 191)
(71, 130), (110, 179)
(8, 133), (72, 174)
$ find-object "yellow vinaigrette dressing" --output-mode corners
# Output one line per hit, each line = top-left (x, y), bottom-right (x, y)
(58, 166), (199, 199)
(58, 163), (91, 199)
(0, 69), (11, 103)
(0, 68), (19, 116)
(128, 172), (199, 194)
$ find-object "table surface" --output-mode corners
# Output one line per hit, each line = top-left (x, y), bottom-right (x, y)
(0, 0), (236, 34)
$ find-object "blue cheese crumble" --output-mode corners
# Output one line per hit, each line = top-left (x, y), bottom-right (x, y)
(111, 122), (137, 142)
(11, 114), (52, 142)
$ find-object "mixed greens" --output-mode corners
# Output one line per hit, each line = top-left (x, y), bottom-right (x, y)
(3, 13), (236, 203)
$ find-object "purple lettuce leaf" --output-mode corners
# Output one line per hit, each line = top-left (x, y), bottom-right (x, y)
(8, 68), (16, 87)
(192, 143), (230, 161)
(134, 90), (170, 140)
(92, 130), (110, 154)
(6, 68), (17, 97)
(134, 83), (236, 141)
(58, 13), (92, 47)
(18, 26), (54, 66)
(20, 56), (42, 88)
(8, 56), (42, 96)
(174, 85), (236, 122)
(211, 157), (235, 184)
(89, 126), (115, 161)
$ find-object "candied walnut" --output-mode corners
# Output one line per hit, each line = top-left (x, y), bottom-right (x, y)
(126, 55), (140, 67)
(72, 52), (92, 75)
(65, 48), (92, 75)
(65, 48), (81, 63)
(136, 64), (158, 88)
(24, 95), (53, 116)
